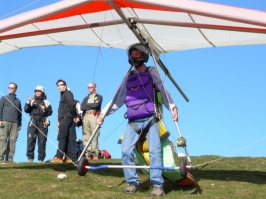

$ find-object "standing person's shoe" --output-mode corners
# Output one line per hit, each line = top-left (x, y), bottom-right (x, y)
(149, 186), (165, 197)
(28, 159), (33, 163)
(87, 155), (93, 161)
(93, 156), (102, 160)
(49, 157), (63, 163)
(63, 158), (72, 163)
(38, 160), (44, 163)
(123, 184), (141, 193)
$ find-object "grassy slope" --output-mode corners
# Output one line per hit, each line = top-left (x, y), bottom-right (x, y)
(0, 156), (265, 199)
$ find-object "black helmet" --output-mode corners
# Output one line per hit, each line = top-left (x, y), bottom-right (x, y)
(127, 43), (149, 65)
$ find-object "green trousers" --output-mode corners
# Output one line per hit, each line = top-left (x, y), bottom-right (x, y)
(0, 121), (18, 161)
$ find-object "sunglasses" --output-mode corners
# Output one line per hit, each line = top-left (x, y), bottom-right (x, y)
(88, 87), (94, 88)
(57, 84), (65, 87)
(8, 87), (15, 90)
(35, 90), (42, 92)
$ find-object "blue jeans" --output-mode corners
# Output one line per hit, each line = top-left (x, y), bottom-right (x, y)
(121, 116), (164, 188)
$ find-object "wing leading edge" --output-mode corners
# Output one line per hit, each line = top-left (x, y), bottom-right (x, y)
(0, 0), (266, 55)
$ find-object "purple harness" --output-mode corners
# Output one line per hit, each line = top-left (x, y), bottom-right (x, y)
(125, 71), (154, 120)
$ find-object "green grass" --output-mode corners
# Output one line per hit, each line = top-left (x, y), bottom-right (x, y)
(0, 156), (265, 199)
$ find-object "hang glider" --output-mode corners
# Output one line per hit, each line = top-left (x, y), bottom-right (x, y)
(2, 0), (266, 102)
(1, 0), (266, 56)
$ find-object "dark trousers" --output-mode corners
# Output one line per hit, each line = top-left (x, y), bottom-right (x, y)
(56, 117), (77, 161)
(26, 121), (48, 161)
(66, 123), (77, 160)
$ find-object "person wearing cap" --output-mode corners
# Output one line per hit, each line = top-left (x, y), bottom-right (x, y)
(97, 43), (178, 196)
(24, 85), (53, 163)
(0, 82), (22, 162)
(80, 82), (103, 160)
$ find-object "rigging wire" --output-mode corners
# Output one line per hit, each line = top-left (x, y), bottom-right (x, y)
(91, 10), (107, 82)
(1, 2), (264, 169)
(101, 119), (126, 143)
(0, 90), (76, 165)
(194, 135), (266, 168)
(0, 0), (40, 20)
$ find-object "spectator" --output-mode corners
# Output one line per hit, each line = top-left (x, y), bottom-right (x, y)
(97, 43), (178, 196)
(81, 82), (102, 160)
(61, 87), (82, 162)
(24, 86), (53, 163)
(49, 80), (79, 163)
(0, 82), (22, 162)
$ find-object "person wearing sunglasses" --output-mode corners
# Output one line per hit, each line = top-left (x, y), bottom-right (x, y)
(80, 82), (103, 160)
(49, 79), (79, 163)
(0, 82), (22, 162)
(24, 86), (53, 163)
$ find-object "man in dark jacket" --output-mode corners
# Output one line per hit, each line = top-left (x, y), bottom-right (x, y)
(81, 82), (102, 160)
(0, 82), (22, 162)
(50, 79), (79, 163)
(24, 85), (53, 163)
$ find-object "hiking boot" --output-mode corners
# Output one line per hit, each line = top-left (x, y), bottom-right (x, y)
(123, 184), (141, 193)
(92, 156), (102, 160)
(49, 157), (63, 163)
(63, 158), (72, 163)
(86, 151), (93, 158)
(38, 160), (44, 163)
(28, 159), (33, 163)
(150, 186), (165, 197)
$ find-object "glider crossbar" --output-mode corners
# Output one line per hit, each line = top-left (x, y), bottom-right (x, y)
(158, 59), (189, 102)
(132, 19), (266, 34)
(0, 20), (124, 40)
(85, 165), (194, 171)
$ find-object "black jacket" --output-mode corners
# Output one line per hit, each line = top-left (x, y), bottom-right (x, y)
(80, 93), (103, 113)
(24, 96), (53, 121)
(0, 94), (22, 126)
(58, 90), (76, 120)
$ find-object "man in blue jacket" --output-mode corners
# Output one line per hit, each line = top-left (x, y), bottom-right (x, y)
(0, 82), (22, 162)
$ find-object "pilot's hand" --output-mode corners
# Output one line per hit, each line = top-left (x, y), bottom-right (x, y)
(172, 107), (178, 122)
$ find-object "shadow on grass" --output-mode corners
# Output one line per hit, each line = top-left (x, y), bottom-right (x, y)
(2, 160), (266, 186)
(190, 168), (266, 184)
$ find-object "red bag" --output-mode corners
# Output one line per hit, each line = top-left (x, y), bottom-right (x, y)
(100, 150), (111, 159)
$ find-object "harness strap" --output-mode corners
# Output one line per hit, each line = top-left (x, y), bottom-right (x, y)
(128, 115), (158, 134)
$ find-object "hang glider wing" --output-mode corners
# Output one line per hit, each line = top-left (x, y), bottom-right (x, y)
(1, 0), (266, 55)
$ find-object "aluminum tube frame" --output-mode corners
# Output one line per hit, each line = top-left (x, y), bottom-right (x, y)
(77, 65), (134, 163)
(85, 165), (194, 170)
(148, 39), (193, 167)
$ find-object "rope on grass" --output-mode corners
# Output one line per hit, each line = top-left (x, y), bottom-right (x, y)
(193, 135), (266, 168)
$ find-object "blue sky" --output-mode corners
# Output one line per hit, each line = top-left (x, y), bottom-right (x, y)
(0, 0), (266, 163)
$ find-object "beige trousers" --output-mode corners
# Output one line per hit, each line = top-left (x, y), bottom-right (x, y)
(82, 113), (100, 156)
